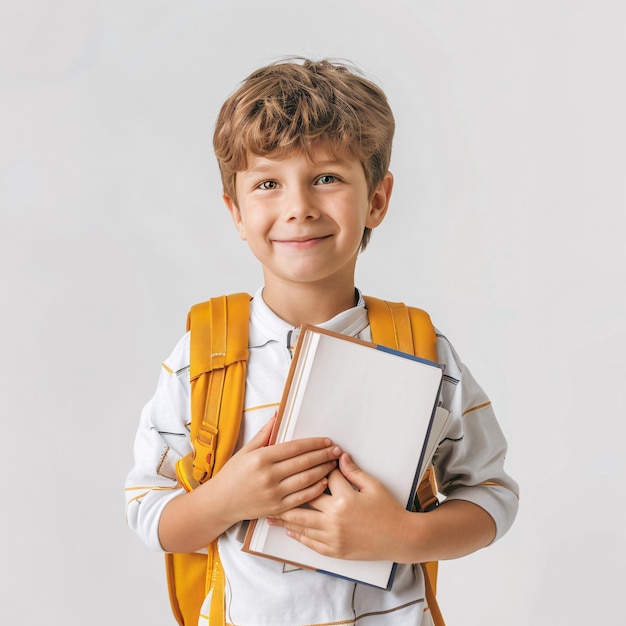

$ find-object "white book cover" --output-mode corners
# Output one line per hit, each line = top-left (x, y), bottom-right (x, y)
(242, 324), (448, 589)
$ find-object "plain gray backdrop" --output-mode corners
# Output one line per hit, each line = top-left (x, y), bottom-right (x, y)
(2, 1), (624, 624)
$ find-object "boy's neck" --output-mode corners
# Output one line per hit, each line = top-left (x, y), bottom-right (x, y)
(261, 282), (359, 327)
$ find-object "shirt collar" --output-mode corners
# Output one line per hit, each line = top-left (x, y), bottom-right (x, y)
(249, 287), (368, 348)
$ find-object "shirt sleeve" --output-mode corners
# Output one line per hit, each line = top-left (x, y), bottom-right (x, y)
(124, 333), (192, 552)
(433, 332), (519, 542)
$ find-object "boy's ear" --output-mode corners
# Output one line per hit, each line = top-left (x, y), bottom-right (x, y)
(223, 193), (247, 241)
(365, 172), (394, 229)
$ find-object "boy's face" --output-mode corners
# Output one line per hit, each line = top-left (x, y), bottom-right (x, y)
(224, 146), (392, 293)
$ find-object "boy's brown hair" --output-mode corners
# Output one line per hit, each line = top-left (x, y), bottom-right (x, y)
(213, 58), (395, 250)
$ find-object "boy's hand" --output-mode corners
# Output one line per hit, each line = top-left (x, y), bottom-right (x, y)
(267, 452), (408, 561)
(210, 417), (343, 525)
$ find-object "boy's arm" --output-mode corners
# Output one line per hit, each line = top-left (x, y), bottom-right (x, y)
(125, 336), (194, 552)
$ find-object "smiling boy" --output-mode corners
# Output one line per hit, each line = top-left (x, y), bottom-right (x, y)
(224, 147), (391, 326)
(126, 58), (519, 625)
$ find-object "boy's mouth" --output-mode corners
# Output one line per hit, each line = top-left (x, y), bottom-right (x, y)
(273, 235), (331, 247)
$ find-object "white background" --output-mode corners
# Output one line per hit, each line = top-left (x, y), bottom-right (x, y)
(2, 1), (624, 624)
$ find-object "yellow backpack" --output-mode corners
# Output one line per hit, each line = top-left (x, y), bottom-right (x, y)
(165, 293), (445, 626)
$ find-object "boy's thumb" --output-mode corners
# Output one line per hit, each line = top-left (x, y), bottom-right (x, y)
(338, 453), (367, 490)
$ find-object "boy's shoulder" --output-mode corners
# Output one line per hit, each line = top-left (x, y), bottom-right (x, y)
(433, 330), (462, 375)
(162, 331), (190, 376)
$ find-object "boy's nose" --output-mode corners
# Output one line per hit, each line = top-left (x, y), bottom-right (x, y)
(283, 187), (320, 222)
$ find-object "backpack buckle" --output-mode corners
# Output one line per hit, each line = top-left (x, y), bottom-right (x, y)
(193, 424), (218, 483)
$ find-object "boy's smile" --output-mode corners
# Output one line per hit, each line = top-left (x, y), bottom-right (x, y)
(223, 146), (392, 299)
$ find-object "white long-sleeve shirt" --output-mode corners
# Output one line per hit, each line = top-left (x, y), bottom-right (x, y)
(125, 289), (519, 626)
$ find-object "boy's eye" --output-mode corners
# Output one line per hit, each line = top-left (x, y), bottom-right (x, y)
(316, 175), (337, 185)
(258, 180), (278, 190)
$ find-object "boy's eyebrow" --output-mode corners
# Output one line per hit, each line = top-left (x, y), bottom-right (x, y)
(312, 158), (351, 168)
(243, 158), (352, 175)
(242, 163), (277, 174)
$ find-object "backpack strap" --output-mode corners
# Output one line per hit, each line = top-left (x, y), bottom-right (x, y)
(364, 295), (445, 626)
(168, 293), (251, 626)
(363, 295), (437, 361)
(177, 293), (250, 489)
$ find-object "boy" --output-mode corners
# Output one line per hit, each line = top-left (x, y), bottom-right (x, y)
(125, 58), (519, 625)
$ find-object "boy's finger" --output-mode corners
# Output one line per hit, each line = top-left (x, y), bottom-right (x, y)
(325, 466), (353, 496)
(270, 437), (342, 463)
(334, 453), (368, 492)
